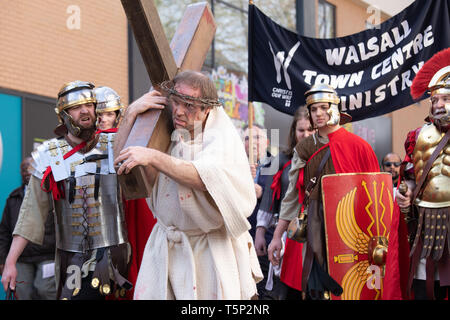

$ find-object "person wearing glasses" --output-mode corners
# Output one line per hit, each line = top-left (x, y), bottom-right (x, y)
(381, 153), (402, 195)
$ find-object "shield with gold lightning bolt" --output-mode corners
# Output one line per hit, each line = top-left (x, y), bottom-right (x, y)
(321, 173), (394, 300)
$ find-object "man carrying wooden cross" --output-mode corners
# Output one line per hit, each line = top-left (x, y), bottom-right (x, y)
(114, 71), (263, 300)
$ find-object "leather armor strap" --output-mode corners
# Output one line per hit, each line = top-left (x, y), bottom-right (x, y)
(110, 249), (133, 291)
(299, 148), (331, 216)
(68, 171), (76, 204)
(412, 129), (450, 202)
(91, 248), (110, 295)
(410, 130), (450, 257)
(94, 161), (101, 200)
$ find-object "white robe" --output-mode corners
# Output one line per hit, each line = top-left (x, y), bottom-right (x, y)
(133, 107), (263, 300)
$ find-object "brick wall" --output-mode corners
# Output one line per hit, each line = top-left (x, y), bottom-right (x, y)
(0, 0), (129, 103)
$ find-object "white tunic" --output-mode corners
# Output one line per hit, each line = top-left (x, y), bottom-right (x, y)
(133, 107), (263, 300)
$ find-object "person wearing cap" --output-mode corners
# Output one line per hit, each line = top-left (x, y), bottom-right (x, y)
(94, 86), (124, 130)
(113, 70), (263, 300)
(391, 48), (450, 300)
(268, 83), (379, 300)
(1, 81), (132, 300)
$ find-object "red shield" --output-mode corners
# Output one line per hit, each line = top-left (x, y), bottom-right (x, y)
(321, 173), (394, 300)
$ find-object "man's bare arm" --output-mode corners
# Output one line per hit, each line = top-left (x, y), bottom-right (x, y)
(1, 236), (29, 291)
(115, 146), (207, 191)
(113, 91), (167, 161)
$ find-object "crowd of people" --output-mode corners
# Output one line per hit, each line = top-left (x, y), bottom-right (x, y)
(0, 47), (449, 301)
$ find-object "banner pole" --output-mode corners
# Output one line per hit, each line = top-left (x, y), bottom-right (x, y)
(248, 101), (254, 165)
(248, 0), (254, 165)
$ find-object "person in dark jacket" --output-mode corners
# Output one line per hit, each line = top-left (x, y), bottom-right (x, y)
(0, 157), (56, 300)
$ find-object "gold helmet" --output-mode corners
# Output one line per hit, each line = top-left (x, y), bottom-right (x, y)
(428, 65), (450, 96)
(94, 86), (123, 127)
(411, 48), (450, 130)
(56, 81), (96, 115)
(304, 84), (351, 126)
(54, 81), (96, 137)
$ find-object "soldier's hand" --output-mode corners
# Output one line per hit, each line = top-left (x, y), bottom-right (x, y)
(255, 227), (267, 256)
(268, 237), (282, 266)
(1, 262), (17, 292)
(396, 187), (412, 208)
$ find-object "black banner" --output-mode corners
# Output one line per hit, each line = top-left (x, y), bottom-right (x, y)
(248, 0), (450, 122)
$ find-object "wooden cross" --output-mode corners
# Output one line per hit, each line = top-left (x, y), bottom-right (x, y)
(116, 0), (217, 199)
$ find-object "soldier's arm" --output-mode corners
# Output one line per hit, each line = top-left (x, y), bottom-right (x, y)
(113, 90), (167, 161)
(13, 176), (50, 246)
(269, 150), (306, 265)
(279, 149), (305, 222)
(1, 235), (29, 291)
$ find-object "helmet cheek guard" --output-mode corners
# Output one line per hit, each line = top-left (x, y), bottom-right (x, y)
(327, 103), (341, 126)
(59, 109), (81, 137)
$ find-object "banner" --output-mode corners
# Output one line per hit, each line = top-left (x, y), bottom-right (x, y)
(248, 0), (450, 122)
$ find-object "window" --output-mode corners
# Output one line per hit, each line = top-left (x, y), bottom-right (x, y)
(318, 0), (336, 38)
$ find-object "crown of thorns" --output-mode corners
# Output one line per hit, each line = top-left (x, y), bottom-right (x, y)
(160, 80), (222, 108)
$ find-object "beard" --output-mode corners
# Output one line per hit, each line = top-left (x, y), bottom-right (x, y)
(77, 116), (96, 140)
(70, 116), (96, 141)
(77, 125), (96, 141)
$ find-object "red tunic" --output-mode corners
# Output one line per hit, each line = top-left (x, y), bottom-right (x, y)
(122, 198), (156, 299)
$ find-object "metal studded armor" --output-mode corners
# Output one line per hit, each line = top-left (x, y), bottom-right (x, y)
(410, 123), (450, 262)
(413, 123), (450, 208)
(32, 133), (127, 253)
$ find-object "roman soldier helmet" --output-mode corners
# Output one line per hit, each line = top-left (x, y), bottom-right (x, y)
(304, 84), (352, 127)
(54, 80), (96, 137)
(94, 86), (124, 127)
(410, 47), (450, 130)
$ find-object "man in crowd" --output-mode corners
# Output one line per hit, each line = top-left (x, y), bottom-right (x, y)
(243, 124), (274, 299)
(0, 157), (56, 300)
(243, 124), (271, 240)
(381, 152), (402, 194)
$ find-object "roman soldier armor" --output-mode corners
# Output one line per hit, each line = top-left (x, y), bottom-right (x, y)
(285, 84), (381, 300)
(403, 47), (450, 299)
